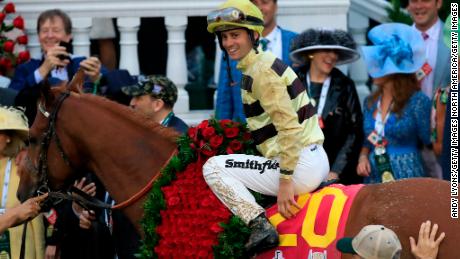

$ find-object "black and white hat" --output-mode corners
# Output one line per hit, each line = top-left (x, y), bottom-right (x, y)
(290, 28), (360, 65)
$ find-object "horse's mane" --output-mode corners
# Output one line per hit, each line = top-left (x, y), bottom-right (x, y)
(58, 90), (180, 143)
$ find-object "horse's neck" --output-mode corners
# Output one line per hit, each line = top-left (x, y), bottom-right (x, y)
(61, 97), (175, 207)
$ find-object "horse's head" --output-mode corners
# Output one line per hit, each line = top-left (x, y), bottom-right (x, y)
(17, 70), (85, 202)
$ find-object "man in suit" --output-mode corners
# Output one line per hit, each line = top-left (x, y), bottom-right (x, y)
(407, 0), (450, 179)
(215, 0), (297, 121)
(407, 0), (450, 98)
(9, 9), (105, 124)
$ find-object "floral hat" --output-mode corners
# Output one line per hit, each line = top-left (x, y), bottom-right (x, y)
(361, 23), (425, 78)
(289, 28), (360, 65)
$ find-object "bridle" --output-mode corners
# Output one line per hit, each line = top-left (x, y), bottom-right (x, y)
(35, 91), (74, 196)
(28, 90), (167, 211)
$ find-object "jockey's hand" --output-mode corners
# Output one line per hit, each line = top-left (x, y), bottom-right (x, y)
(79, 210), (96, 230)
(357, 156), (370, 177)
(410, 220), (445, 259)
(79, 56), (102, 83)
(72, 177), (96, 216)
(326, 172), (339, 181)
(277, 179), (301, 219)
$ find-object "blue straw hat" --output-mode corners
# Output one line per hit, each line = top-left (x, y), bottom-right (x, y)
(361, 23), (426, 78)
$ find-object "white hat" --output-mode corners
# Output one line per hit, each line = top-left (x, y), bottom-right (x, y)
(336, 225), (402, 259)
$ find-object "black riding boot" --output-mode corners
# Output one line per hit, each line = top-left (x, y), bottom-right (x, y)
(245, 213), (279, 255)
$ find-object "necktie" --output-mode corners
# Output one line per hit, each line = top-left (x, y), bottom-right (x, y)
(260, 38), (269, 51)
(422, 32), (429, 41)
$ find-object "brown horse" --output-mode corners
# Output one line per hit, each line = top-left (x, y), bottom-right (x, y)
(16, 75), (178, 235)
(16, 77), (459, 258)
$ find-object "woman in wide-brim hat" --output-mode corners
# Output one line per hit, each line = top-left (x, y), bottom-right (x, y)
(0, 106), (46, 258)
(356, 23), (432, 183)
(290, 28), (364, 185)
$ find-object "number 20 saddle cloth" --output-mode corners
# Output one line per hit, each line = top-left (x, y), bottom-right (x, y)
(258, 184), (364, 259)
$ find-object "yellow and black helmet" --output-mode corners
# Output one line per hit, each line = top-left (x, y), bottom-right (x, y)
(207, 0), (264, 36)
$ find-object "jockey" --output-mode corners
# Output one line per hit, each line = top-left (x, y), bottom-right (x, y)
(203, 0), (329, 254)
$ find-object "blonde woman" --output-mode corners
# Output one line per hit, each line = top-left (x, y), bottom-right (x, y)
(0, 106), (45, 259)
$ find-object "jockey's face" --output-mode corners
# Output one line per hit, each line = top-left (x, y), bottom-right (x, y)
(38, 16), (72, 54)
(221, 28), (256, 61)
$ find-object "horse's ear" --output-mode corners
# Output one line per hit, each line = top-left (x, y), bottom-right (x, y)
(40, 79), (55, 106)
(67, 68), (85, 94)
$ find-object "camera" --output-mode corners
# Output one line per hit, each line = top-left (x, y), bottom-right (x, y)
(57, 41), (72, 61)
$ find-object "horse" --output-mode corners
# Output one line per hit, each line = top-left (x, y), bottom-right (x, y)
(16, 72), (178, 235)
(17, 75), (459, 258)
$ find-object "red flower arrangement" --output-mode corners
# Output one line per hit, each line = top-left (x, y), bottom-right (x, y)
(140, 119), (259, 258)
(0, 1), (30, 76)
(188, 118), (258, 159)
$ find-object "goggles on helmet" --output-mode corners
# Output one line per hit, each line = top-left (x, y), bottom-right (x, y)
(207, 7), (264, 28)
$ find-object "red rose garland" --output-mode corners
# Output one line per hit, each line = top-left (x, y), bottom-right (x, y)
(155, 162), (231, 258)
(140, 119), (259, 258)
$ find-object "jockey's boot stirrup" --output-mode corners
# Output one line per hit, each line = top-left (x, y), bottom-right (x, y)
(245, 213), (279, 255)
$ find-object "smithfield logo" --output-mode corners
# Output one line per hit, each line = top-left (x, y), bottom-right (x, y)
(224, 159), (279, 174)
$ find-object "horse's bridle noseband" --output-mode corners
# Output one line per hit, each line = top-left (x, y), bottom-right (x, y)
(34, 91), (74, 196)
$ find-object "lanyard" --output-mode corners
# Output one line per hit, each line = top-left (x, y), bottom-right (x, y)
(0, 159), (12, 213)
(161, 112), (174, 126)
(375, 98), (392, 138)
(307, 73), (331, 117)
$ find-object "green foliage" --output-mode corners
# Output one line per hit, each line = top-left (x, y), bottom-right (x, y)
(213, 216), (251, 259)
(386, 0), (412, 24)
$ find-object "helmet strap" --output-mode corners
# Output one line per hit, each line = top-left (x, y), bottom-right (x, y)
(246, 28), (259, 54)
(216, 32), (236, 87)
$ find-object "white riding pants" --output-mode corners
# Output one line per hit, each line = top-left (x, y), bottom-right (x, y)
(202, 144), (329, 224)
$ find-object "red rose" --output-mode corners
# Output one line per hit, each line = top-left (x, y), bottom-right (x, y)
(243, 132), (252, 141)
(3, 40), (15, 53)
(0, 58), (11, 69)
(201, 147), (216, 157)
(13, 16), (24, 29)
(196, 120), (209, 130)
(219, 119), (233, 128)
(209, 135), (223, 148)
(16, 35), (28, 45)
(17, 51), (30, 64)
(225, 147), (234, 154)
(3, 3), (15, 13)
(210, 222), (223, 233)
(0, 13), (5, 24)
(229, 139), (243, 151)
(202, 126), (215, 140)
(224, 127), (239, 138)
(197, 250), (209, 258)
(187, 127), (197, 139)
